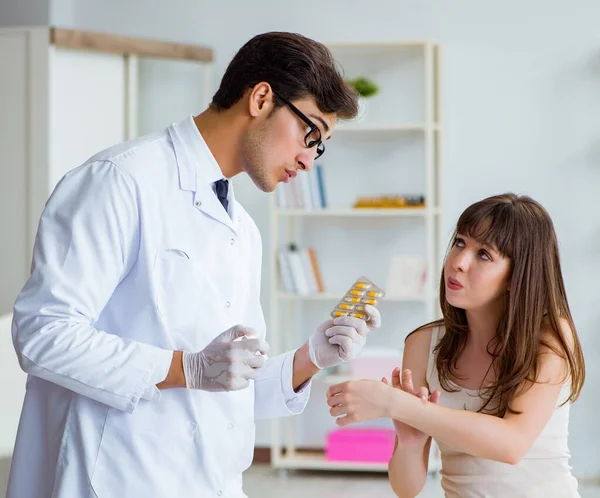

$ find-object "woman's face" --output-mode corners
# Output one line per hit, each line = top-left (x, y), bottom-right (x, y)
(444, 234), (511, 311)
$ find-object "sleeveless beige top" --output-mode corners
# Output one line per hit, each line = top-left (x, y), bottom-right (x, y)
(426, 326), (580, 498)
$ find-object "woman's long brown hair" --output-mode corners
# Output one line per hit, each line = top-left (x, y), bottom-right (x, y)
(426, 193), (584, 417)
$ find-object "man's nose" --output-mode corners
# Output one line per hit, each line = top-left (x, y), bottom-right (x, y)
(296, 151), (315, 172)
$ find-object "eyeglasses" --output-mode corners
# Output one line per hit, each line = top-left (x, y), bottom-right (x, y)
(272, 89), (325, 160)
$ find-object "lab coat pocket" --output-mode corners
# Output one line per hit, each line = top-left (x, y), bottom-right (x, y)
(154, 248), (204, 332)
(91, 402), (196, 497)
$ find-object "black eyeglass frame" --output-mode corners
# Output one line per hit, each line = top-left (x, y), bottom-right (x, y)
(272, 89), (325, 160)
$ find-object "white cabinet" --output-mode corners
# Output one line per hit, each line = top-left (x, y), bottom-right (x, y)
(0, 27), (213, 312)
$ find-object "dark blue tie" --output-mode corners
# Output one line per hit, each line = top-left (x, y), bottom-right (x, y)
(214, 179), (229, 213)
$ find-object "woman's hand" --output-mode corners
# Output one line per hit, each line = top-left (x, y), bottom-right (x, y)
(326, 379), (395, 426)
(326, 369), (441, 431)
(383, 368), (440, 445)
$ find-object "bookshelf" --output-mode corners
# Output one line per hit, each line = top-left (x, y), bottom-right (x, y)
(269, 41), (443, 475)
(275, 208), (439, 217)
(275, 292), (432, 303)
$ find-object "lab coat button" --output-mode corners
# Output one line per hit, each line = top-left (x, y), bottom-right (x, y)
(217, 491), (222, 496)
(227, 423), (234, 430)
(195, 200), (202, 207)
(230, 238), (235, 245)
(225, 301), (231, 308)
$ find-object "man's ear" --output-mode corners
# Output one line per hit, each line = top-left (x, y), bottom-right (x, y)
(248, 82), (274, 118)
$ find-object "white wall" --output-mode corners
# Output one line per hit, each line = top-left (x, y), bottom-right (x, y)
(0, 0), (49, 26)
(2, 0), (595, 478)
(0, 30), (29, 314)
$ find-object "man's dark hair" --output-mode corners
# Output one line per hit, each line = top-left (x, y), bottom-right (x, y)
(211, 32), (358, 120)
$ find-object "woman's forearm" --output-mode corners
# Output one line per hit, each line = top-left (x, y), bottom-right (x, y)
(387, 391), (523, 464)
(388, 437), (432, 498)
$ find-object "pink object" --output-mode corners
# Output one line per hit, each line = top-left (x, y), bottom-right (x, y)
(325, 428), (396, 463)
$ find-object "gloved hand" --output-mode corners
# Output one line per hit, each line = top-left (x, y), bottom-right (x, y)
(308, 305), (381, 369)
(182, 325), (269, 391)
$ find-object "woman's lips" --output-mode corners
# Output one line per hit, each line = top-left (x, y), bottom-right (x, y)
(447, 277), (463, 290)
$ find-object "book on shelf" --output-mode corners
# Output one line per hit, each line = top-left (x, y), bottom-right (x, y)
(278, 243), (325, 295)
(276, 164), (327, 209)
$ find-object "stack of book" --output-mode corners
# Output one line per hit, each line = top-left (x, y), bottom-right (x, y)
(275, 165), (327, 209)
(278, 243), (325, 295)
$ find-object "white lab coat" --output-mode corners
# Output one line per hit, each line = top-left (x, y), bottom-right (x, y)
(8, 117), (311, 498)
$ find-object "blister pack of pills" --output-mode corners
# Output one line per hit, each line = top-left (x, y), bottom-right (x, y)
(330, 276), (385, 321)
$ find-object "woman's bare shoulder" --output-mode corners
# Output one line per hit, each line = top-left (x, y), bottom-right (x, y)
(405, 321), (443, 348)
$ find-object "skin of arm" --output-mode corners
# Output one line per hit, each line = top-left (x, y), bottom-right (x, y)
(388, 328), (437, 498)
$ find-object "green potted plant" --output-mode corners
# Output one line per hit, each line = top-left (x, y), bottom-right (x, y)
(346, 77), (379, 120)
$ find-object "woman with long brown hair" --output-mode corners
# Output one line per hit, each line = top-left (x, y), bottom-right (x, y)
(326, 193), (585, 497)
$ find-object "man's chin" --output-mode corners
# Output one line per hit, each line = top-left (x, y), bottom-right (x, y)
(249, 175), (276, 193)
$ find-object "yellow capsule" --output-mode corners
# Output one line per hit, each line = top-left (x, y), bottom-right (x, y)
(332, 310), (346, 317)
(367, 291), (384, 298)
(343, 297), (360, 303)
(338, 303), (354, 310)
(349, 289), (366, 296)
(354, 282), (372, 290)
(361, 298), (377, 305)
(350, 312), (365, 319)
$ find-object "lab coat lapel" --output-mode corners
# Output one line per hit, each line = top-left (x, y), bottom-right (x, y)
(168, 119), (237, 233)
(228, 182), (240, 232)
(193, 181), (236, 233)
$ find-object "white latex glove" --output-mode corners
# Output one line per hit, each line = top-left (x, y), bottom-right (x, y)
(308, 304), (381, 369)
(182, 325), (269, 391)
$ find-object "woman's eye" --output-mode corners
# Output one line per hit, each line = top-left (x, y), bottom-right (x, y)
(454, 238), (465, 248)
(479, 250), (491, 261)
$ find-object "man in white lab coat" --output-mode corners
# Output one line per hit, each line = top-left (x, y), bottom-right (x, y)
(8, 32), (381, 498)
